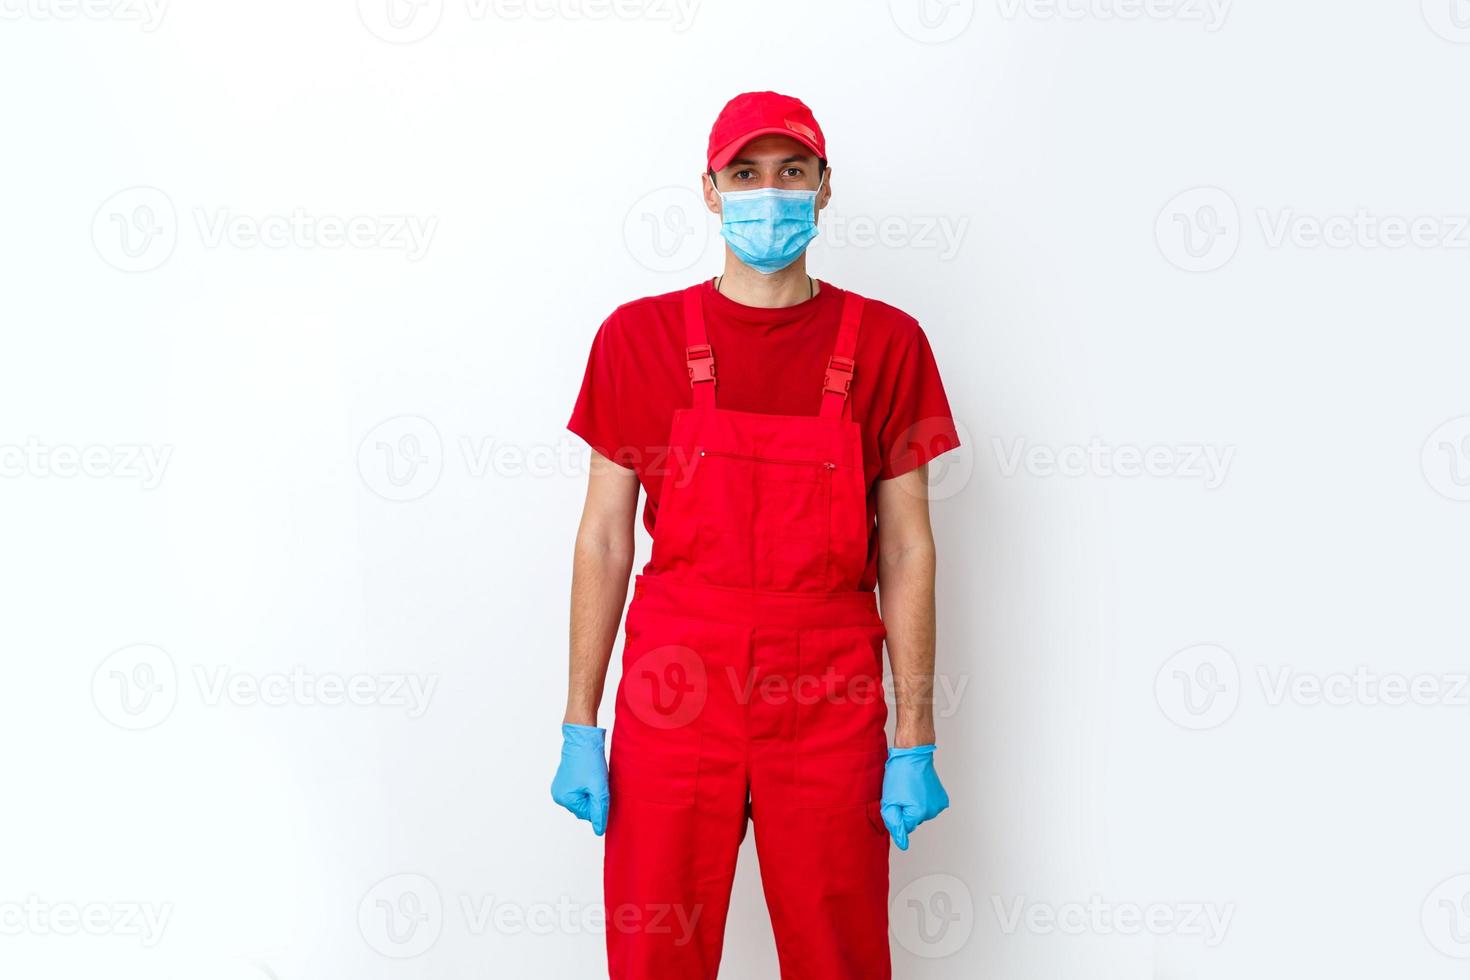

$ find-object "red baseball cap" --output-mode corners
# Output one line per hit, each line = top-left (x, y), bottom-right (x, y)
(706, 91), (827, 173)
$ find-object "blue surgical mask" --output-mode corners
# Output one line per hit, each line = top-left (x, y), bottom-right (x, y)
(714, 171), (826, 275)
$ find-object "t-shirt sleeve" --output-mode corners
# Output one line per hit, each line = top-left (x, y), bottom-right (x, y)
(567, 312), (635, 468)
(877, 323), (962, 480)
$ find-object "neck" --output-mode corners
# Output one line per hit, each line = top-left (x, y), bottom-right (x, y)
(715, 253), (817, 308)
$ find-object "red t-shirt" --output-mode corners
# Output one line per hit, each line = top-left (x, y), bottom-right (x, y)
(567, 278), (960, 590)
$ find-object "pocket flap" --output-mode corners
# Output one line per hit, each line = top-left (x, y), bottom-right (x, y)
(795, 749), (885, 808)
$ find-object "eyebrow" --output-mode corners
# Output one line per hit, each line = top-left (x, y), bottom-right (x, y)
(728, 154), (814, 167)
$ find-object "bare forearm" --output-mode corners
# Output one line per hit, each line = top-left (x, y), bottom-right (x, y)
(877, 538), (938, 748)
(564, 530), (634, 727)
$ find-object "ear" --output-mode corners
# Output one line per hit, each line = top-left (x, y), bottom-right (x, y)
(817, 168), (833, 211)
(702, 171), (722, 215)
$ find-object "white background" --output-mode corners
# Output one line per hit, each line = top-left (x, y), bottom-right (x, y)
(3, 0), (1470, 977)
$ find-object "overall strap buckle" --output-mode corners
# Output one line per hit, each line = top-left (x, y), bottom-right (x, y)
(822, 354), (855, 397)
(686, 344), (716, 386)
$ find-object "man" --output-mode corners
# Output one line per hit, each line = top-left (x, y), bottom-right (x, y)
(553, 91), (959, 979)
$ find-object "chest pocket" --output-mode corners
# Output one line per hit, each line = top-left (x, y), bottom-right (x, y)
(690, 449), (836, 592)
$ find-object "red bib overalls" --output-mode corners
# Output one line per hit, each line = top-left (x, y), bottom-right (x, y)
(605, 282), (891, 979)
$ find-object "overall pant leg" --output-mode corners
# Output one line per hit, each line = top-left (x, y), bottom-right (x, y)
(747, 619), (892, 980)
(604, 599), (750, 979)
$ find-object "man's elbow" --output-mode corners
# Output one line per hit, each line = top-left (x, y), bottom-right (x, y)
(878, 533), (936, 574)
(574, 522), (636, 569)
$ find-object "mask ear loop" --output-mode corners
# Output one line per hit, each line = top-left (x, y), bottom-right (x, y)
(706, 171), (719, 217)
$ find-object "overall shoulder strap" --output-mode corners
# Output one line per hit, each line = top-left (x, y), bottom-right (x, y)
(683, 282), (716, 410)
(819, 291), (865, 420)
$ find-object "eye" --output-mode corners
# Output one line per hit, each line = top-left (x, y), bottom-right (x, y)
(733, 169), (756, 181)
(783, 167), (804, 180)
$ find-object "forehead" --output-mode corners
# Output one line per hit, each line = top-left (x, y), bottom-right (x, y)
(725, 133), (819, 166)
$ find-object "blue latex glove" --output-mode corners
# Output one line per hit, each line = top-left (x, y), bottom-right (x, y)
(550, 723), (610, 836)
(880, 744), (950, 850)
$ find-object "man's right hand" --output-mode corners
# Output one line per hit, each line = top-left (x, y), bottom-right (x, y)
(550, 723), (611, 836)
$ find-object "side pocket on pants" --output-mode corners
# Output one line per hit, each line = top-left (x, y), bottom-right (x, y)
(793, 624), (887, 808)
(609, 616), (710, 807)
(866, 800), (889, 836)
(795, 749), (886, 809)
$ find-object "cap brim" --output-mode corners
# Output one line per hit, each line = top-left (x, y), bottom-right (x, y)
(709, 127), (824, 172)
